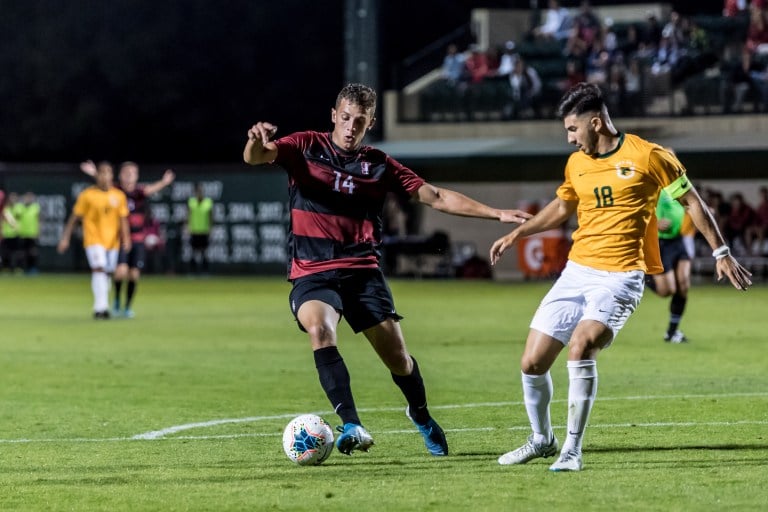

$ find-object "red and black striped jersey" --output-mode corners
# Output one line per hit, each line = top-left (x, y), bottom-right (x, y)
(121, 185), (149, 243)
(273, 131), (425, 279)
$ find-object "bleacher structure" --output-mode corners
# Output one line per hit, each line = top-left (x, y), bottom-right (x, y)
(399, 4), (762, 123)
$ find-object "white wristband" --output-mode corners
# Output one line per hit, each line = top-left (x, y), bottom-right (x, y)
(712, 245), (730, 260)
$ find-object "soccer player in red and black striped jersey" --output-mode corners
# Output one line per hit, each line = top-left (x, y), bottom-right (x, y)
(244, 83), (531, 457)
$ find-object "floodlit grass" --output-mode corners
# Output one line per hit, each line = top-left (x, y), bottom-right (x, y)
(0, 274), (765, 511)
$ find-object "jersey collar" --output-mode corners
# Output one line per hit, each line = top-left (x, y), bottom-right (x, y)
(594, 132), (625, 159)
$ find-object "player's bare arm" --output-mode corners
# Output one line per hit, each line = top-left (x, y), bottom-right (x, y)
(144, 169), (176, 196)
(120, 217), (132, 253)
(678, 188), (752, 291)
(415, 183), (532, 223)
(490, 197), (576, 265)
(243, 122), (279, 165)
(80, 160), (97, 177)
(57, 214), (80, 253)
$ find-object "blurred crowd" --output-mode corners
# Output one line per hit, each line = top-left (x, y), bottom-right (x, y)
(701, 185), (768, 257)
(438, 0), (768, 118)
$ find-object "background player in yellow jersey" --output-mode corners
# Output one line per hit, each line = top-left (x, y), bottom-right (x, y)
(489, 83), (752, 472)
(58, 162), (131, 319)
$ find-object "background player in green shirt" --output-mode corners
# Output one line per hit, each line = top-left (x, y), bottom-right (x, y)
(186, 182), (213, 275)
(646, 188), (691, 342)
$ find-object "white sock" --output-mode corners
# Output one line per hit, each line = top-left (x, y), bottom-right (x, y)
(91, 271), (109, 312)
(521, 371), (554, 445)
(563, 360), (598, 453)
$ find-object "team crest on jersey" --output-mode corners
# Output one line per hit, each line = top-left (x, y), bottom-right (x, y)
(615, 160), (636, 179)
(361, 161), (370, 175)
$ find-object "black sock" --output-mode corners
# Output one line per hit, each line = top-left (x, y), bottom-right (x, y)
(114, 280), (123, 308)
(668, 293), (687, 334)
(313, 346), (360, 426)
(126, 280), (137, 308)
(391, 357), (430, 425)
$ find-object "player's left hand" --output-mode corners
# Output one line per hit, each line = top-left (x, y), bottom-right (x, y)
(489, 232), (518, 265)
(499, 209), (533, 224)
(716, 256), (752, 291)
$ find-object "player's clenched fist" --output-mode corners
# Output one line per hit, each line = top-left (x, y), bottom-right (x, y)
(247, 122), (278, 145)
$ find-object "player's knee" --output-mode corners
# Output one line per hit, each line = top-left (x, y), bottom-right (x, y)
(304, 321), (336, 346)
(520, 355), (549, 375)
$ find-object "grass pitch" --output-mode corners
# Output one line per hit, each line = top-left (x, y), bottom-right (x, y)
(0, 274), (765, 511)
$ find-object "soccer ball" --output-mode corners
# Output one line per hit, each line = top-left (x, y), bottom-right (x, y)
(282, 414), (334, 465)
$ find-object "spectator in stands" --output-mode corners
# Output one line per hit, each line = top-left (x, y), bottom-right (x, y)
(605, 62), (627, 115)
(620, 23), (641, 57)
(440, 43), (467, 86)
(723, 192), (756, 255)
(746, 186), (768, 255)
(532, 0), (572, 42)
(748, 55), (768, 111)
(585, 39), (612, 86)
(661, 11), (686, 48)
(722, 46), (759, 112)
(640, 13), (663, 53)
(746, 1), (768, 54)
(723, 0), (748, 18)
(505, 57), (542, 119)
(623, 57), (645, 115)
(571, 0), (602, 50)
(559, 59), (586, 93)
(465, 45), (491, 84)
(496, 41), (519, 79)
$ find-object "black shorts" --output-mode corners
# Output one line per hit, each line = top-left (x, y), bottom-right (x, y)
(190, 234), (210, 250)
(288, 268), (403, 333)
(659, 237), (689, 273)
(118, 242), (146, 270)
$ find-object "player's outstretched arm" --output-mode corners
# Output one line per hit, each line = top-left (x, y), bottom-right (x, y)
(144, 169), (176, 196)
(243, 122), (279, 165)
(679, 188), (752, 291)
(415, 183), (532, 223)
(490, 197), (575, 265)
(80, 160), (97, 177)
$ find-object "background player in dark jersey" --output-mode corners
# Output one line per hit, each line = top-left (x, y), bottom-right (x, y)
(243, 83), (531, 458)
(82, 160), (175, 317)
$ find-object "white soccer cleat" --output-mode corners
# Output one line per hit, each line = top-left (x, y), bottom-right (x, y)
(498, 433), (559, 465)
(549, 449), (583, 472)
(664, 330), (688, 343)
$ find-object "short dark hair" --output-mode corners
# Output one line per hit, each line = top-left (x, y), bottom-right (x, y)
(556, 82), (605, 118)
(336, 83), (377, 114)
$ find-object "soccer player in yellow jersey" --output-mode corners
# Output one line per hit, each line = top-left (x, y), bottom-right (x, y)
(58, 162), (131, 319)
(489, 83), (752, 472)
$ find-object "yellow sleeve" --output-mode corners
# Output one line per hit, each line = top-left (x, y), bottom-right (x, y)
(648, 147), (686, 190)
(556, 158), (578, 202)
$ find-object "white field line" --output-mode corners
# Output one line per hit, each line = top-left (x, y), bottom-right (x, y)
(0, 392), (764, 445)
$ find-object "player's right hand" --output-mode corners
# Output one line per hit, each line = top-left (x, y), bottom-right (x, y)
(248, 122), (278, 145)
(57, 239), (69, 254)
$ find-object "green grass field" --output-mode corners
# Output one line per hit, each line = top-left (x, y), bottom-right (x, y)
(0, 274), (765, 511)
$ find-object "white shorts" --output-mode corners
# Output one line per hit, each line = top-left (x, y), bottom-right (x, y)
(530, 260), (645, 346)
(85, 245), (119, 273)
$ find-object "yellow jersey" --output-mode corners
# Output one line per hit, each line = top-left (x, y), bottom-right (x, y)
(73, 186), (129, 250)
(557, 133), (687, 274)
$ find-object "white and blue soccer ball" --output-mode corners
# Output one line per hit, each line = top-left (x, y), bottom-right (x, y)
(282, 414), (334, 465)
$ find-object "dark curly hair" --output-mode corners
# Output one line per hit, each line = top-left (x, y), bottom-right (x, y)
(556, 82), (605, 118)
(336, 83), (377, 114)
